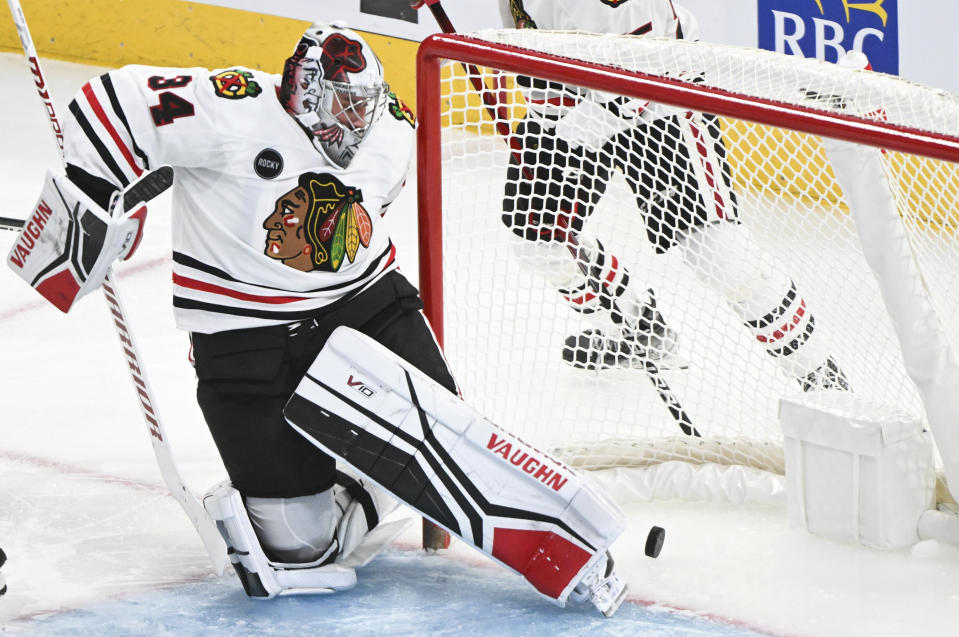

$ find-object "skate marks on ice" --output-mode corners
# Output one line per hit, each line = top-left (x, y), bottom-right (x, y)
(0, 453), (780, 636)
(10, 548), (779, 637)
(0, 453), (215, 627)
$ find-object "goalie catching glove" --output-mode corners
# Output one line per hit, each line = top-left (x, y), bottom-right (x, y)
(6, 167), (171, 313)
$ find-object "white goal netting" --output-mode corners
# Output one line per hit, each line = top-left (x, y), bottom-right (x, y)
(418, 30), (959, 501)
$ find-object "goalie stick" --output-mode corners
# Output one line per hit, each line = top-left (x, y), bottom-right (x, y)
(4, 0), (227, 575)
(417, 1), (699, 434)
(0, 217), (23, 232)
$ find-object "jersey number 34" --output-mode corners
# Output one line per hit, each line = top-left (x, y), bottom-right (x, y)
(148, 75), (196, 127)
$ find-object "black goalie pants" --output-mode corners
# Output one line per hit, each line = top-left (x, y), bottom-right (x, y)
(192, 271), (458, 499)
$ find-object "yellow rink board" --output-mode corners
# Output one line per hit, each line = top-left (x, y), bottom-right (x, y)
(0, 0), (419, 105)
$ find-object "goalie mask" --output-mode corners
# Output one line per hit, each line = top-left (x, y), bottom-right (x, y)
(280, 22), (390, 169)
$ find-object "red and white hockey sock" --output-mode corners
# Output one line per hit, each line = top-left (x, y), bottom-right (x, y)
(680, 223), (833, 380)
(508, 233), (647, 328)
(555, 236), (651, 328)
(740, 279), (830, 379)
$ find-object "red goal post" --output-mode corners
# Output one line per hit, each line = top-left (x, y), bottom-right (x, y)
(414, 30), (959, 527)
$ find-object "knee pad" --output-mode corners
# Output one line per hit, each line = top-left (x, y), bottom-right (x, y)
(203, 482), (356, 598)
(245, 489), (337, 564)
(332, 468), (410, 569)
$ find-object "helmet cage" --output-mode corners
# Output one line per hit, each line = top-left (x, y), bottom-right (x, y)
(281, 34), (390, 169)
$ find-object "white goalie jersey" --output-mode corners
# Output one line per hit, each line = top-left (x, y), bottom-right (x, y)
(62, 64), (416, 333)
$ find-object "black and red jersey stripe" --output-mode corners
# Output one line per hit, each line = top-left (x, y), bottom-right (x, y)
(171, 242), (398, 321)
(68, 76), (148, 187)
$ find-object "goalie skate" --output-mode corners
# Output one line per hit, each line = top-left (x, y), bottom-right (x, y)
(569, 552), (627, 617)
(562, 292), (682, 370)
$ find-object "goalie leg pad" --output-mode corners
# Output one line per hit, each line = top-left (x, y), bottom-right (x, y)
(202, 482), (356, 598)
(283, 326), (627, 609)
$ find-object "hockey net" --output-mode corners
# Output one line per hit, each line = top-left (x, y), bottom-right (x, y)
(416, 31), (959, 504)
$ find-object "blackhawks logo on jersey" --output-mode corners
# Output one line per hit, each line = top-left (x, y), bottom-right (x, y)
(598, 0), (632, 6)
(263, 172), (373, 273)
(387, 92), (415, 128)
(210, 69), (263, 99)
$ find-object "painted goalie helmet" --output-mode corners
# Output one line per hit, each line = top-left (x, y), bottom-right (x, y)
(280, 22), (390, 168)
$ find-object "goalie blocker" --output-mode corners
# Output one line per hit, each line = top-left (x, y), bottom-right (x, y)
(5, 167), (171, 312)
(283, 326), (629, 616)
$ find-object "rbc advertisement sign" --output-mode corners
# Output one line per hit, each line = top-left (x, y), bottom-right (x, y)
(758, 0), (899, 74)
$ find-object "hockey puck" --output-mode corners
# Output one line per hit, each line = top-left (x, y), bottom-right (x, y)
(645, 526), (665, 558)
